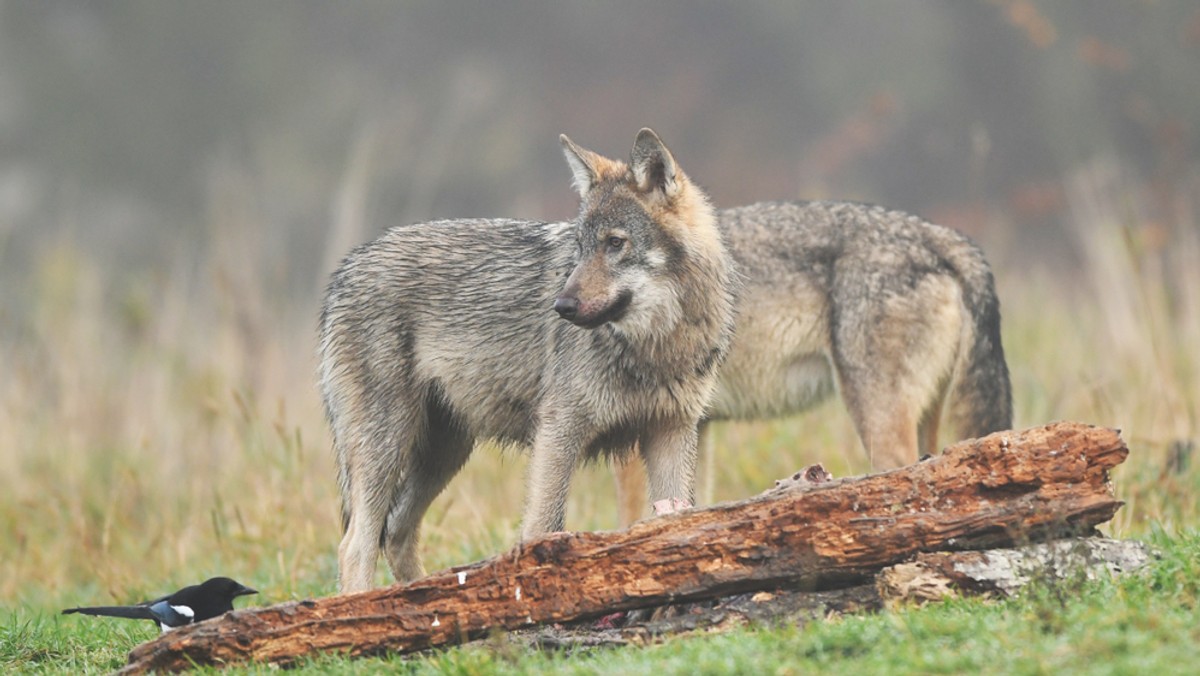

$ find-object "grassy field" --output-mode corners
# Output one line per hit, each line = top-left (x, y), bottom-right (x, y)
(1, 166), (1197, 672)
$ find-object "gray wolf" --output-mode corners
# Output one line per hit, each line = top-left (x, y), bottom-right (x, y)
(320, 129), (737, 592)
(616, 200), (1012, 522)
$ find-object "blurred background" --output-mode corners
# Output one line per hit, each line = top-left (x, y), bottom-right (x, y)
(1, 1), (1197, 604)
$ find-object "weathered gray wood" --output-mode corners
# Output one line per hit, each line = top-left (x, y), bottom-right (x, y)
(878, 537), (1154, 601)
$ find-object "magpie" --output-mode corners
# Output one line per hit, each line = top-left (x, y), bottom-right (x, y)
(62, 577), (257, 632)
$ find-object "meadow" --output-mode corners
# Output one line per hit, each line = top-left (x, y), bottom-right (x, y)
(1, 164), (1197, 673)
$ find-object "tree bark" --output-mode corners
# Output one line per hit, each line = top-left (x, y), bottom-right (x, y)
(120, 421), (1127, 673)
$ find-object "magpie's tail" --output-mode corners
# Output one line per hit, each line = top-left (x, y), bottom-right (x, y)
(62, 605), (156, 621)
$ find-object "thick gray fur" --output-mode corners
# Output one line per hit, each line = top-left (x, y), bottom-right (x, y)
(614, 200), (1012, 522)
(321, 129), (737, 592)
(711, 200), (1011, 468)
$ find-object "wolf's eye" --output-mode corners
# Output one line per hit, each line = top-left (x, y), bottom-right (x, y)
(606, 236), (626, 251)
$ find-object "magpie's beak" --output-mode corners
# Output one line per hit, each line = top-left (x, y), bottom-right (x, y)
(236, 585), (258, 597)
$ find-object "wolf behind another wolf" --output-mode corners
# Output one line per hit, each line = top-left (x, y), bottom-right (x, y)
(715, 200), (1011, 465)
(320, 129), (737, 592)
(616, 199), (1013, 523)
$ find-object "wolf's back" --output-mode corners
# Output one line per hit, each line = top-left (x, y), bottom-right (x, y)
(319, 216), (569, 422)
(319, 218), (571, 530)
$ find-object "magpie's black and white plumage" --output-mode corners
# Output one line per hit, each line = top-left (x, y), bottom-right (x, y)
(62, 577), (257, 632)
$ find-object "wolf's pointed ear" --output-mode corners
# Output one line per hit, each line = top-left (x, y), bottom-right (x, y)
(630, 128), (679, 199)
(560, 134), (600, 198)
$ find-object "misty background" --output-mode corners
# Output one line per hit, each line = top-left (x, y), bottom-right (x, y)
(2, 2), (1199, 607)
(0, 0), (1197, 360)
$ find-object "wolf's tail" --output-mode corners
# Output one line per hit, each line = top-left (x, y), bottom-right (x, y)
(937, 233), (1013, 438)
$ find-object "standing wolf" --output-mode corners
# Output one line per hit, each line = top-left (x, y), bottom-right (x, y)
(715, 200), (1011, 467)
(616, 200), (1012, 523)
(320, 129), (737, 592)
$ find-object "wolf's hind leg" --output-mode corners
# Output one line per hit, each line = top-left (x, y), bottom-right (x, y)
(850, 396), (920, 470)
(381, 402), (474, 583)
(832, 353), (921, 470)
(831, 274), (961, 470)
(918, 386), (948, 458)
(337, 421), (413, 594)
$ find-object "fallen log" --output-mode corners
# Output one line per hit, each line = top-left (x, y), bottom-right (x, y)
(121, 421), (1127, 673)
(508, 536), (1152, 651)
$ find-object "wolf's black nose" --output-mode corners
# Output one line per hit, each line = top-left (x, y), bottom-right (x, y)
(554, 296), (579, 319)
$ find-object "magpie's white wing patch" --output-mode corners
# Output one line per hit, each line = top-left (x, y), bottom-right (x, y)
(148, 599), (195, 632)
(158, 605), (194, 633)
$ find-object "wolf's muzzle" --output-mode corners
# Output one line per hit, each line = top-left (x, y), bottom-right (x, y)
(554, 290), (633, 328)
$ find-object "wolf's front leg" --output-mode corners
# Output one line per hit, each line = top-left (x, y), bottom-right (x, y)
(640, 420), (698, 515)
(613, 450), (647, 525)
(520, 413), (585, 538)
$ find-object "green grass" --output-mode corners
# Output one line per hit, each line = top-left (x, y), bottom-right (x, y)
(1, 166), (1197, 672)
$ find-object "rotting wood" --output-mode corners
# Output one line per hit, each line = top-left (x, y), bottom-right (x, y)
(120, 421), (1128, 673)
(514, 536), (1152, 649)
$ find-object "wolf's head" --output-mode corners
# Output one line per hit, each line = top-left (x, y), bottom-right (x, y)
(554, 128), (721, 337)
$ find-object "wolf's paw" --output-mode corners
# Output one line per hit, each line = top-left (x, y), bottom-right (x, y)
(652, 498), (692, 515)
